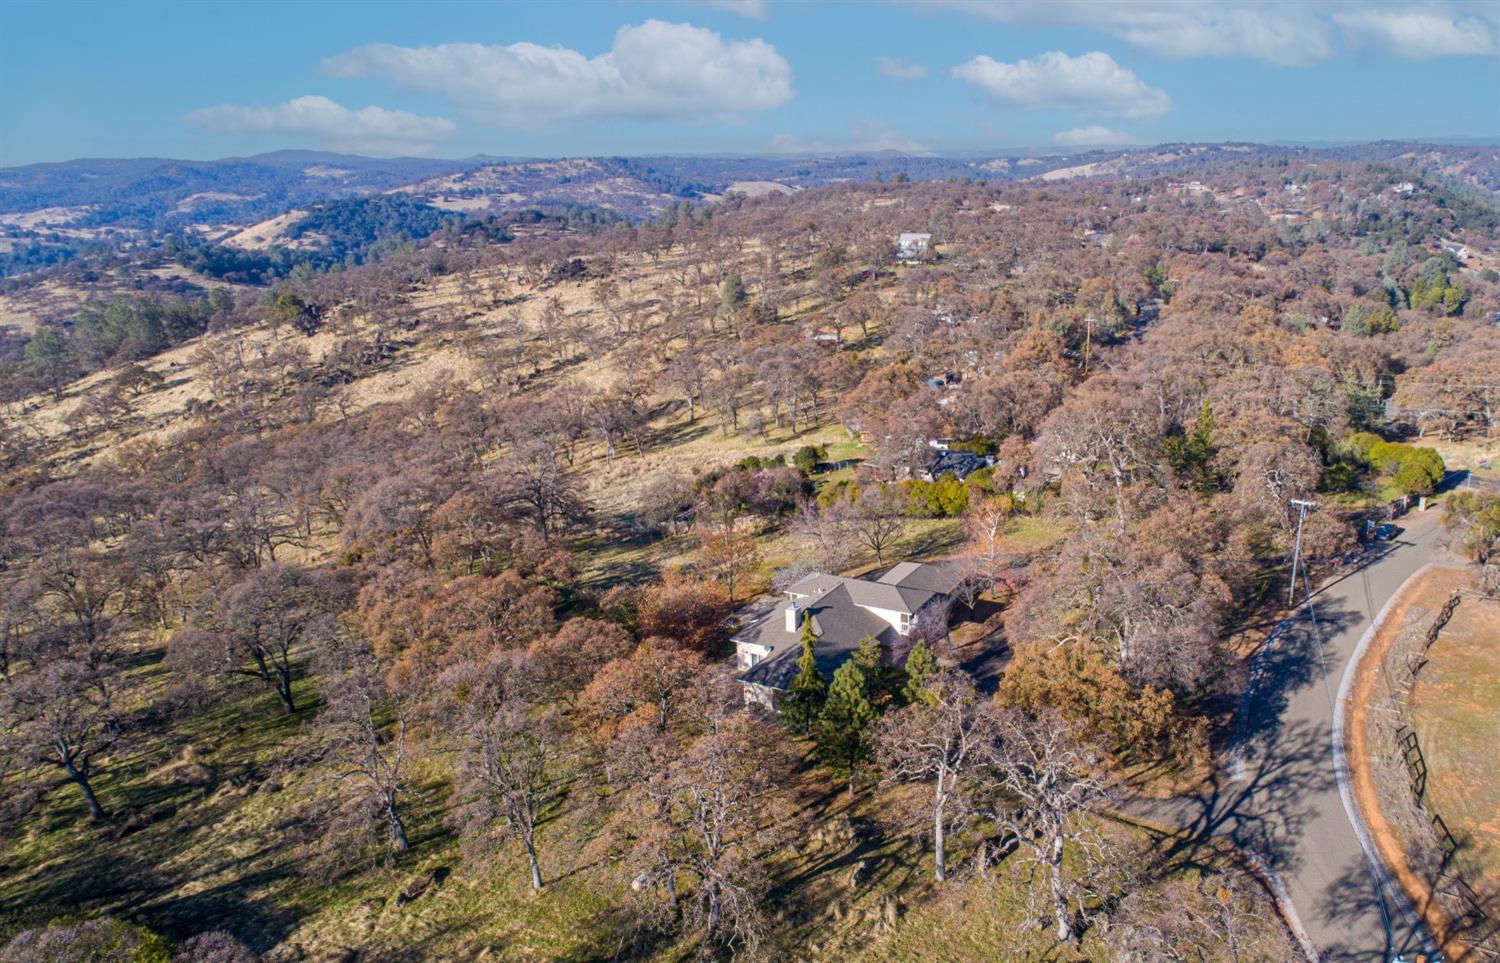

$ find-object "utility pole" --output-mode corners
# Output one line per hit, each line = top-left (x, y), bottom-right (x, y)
(1287, 498), (1316, 606)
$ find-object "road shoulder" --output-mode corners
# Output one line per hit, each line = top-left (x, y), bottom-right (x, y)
(1338, 562), (1464, 959)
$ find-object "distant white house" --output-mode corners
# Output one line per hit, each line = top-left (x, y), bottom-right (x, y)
(1441, 241), (1470, 262)
(897, 232), (932, 262)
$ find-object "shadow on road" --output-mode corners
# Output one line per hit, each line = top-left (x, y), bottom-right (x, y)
(1317, 854), (1414, 963)
(1131, 597), (1370, 908)
(1147, 718), (1334, 879)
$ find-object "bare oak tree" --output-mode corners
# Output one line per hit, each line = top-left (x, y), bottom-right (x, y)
(0, 659), (115, 820)
(458, 684), (568, 890)
(629, 710), (797, 955)
(991, 709), (1115, 943)
(172, 564), (344, 714)
(314, 636), (411, 857)
(874, 671), (999, 882)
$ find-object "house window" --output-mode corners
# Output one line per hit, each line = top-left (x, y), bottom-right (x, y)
(898, 613), (912, 634)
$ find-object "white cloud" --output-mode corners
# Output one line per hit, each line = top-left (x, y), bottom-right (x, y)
(1053, 125), (1141, 146)
(1335, 9), (1496, 58)
(878, 56), (929, 80)
(322, 21), (793, 126)
(953, 51), (1172, 120)
(183, 95), (456, 155)
(931, 1), (1333, 66)
(927, 1), (1500, 66)
(692, 0), (768, 18)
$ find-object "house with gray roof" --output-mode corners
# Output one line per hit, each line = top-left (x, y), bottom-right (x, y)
(917, 449), (994, 483)
(735, 560), (962, 707)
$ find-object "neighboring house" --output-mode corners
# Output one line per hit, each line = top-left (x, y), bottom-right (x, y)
(921, 371), (961, 390)
(897, 232), (932, 262)
(736, 561), (961, 707)
(917, 449), (994, 482)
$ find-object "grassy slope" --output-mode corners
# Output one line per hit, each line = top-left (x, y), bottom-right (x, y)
(1, 238), (1279, 959)
(1409, 593), (1500, 891)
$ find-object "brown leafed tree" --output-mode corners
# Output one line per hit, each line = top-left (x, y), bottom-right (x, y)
(997, 636), (1205, 770)
(694, 525), (761, 604)
(350, 568), (555, 693)
(634, 576), (732, 652)
(524, 617), (635, 707)
(580, 638), (709, 743)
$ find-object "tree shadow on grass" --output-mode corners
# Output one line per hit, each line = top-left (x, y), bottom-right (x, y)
(135, 870), (302, 952)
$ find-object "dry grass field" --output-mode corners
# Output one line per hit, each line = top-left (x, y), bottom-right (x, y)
(1348, 565), (1500, 958)
(1410, 592), (1500, 892)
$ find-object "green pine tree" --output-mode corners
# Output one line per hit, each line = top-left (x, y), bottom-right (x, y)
(851, 634), (898, 707)
(902, 639), (939, 706)
(851, 635), (882, 677)
(778, 614), (826, 734)
(816, 658), (877, 793)
(717, 274), (747, 326)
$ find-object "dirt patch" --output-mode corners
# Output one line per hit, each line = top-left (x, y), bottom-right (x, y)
(221, 210), (311, 250)
(1346, 565), (1498, 958)
(727, 180), (797, 197)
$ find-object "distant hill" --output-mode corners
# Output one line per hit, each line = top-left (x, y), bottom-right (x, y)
(0, 152), (469, 226)
(2, 141), (1496, 291)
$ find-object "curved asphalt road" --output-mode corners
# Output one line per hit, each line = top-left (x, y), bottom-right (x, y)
(1134, 506), (1452, 961)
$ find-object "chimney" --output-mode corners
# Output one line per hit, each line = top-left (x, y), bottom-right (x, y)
(785, 600), (800, 634)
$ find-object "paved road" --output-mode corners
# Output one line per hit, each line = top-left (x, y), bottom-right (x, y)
(1134, 507), (1452, 961)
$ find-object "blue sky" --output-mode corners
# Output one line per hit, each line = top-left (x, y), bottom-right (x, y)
(3, 0), (1498, 166)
